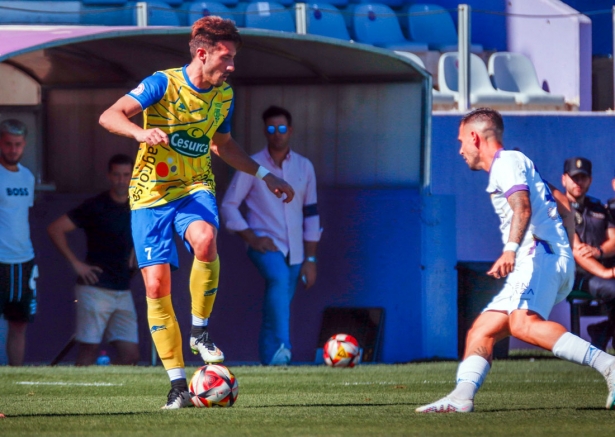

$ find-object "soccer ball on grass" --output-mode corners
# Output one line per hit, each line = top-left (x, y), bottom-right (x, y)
(189, 364), (238, 407)
(323, 333), (360, 368)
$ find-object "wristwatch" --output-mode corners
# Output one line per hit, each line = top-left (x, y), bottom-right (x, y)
(305, 256), (317, 263)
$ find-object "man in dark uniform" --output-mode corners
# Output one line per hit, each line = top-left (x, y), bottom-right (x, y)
(562, 157), (615, 350)
(47, 154), (140, 365)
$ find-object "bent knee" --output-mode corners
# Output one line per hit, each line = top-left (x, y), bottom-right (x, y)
(191, 236), (217, 262)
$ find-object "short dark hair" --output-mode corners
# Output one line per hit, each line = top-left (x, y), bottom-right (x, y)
(0, 119), (27, 138)
(189, 16), (242, 58)
(460, 107), (504, 142)
(262, 106), (292, 126)
(108, 154), (133, 172)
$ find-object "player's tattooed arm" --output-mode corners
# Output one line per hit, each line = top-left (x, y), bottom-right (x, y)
(488, 191), (531, 279)
(507, 190), (531, 245)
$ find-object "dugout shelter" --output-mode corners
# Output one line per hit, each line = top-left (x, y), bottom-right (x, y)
(0, 25), (456, 364)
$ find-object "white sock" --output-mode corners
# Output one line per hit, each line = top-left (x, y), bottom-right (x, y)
(167, 368), (186, 382)
(192, 315), (208, 327)
(449, 355), (490, 401)
(552, 332), (615, 375)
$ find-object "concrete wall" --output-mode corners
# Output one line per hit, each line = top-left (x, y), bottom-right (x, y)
(507, 0), (592, 110)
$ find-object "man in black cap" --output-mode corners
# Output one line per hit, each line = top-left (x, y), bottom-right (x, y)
(562, 157), (615, 350)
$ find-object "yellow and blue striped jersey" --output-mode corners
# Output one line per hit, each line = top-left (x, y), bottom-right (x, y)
(127, 66), (234, 210)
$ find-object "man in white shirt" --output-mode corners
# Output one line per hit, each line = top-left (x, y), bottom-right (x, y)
(416, 108), (615, 413)
(0, 119), (37, 366)
(221, 106), (321, 365)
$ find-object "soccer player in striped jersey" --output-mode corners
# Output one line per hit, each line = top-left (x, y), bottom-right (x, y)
(416, 108), (615, 413)
(100, 16), (294, 409)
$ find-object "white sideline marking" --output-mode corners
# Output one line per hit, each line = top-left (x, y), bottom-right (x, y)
(17, 381), (123, 387)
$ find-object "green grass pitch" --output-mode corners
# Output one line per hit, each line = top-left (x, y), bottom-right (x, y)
(0, 360), (613, 436)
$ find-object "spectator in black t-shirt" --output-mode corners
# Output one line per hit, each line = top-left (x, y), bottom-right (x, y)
(47, 154), (139, 365)
(562, 157), (615, 351)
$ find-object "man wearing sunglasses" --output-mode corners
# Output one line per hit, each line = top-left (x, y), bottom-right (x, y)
(221, 105), (321, 365)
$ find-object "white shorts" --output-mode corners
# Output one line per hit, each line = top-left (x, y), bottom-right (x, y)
(75, 284), (138, 344)
(483, 248), (575, 320)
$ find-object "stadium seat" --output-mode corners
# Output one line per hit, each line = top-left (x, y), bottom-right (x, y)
(81, 0), (127, 5)
(323, 0), (348, 7)
(203, 0), (238, 6)
(307, 3), (350, 40)
(0, 1), (81, 23)
(403, 4), (483, 53)
(81, 1), (135, 24)
(143, 1), (182, 25)
(245, 0), (293, 8)
(349, 0), (405, 9)
(438, 52), (517, 108)
(187, 1), (235, 25)
(394, 51), (455, 108)
(230, 1), (248, 27)
(352, 4), (428, 52)
(244, 1), (294, 32)
(489, 52), (566, 110)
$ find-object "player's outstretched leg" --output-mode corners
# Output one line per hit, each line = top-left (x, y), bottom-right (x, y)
(552, 332), (615, 410)
(416, 355), (490, 414)
(189, 256), (224, 363)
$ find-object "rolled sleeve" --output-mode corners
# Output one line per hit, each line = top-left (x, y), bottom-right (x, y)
(220, 170), (253, 232)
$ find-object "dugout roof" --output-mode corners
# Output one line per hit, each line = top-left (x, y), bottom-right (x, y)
(0, 25), (429, 86)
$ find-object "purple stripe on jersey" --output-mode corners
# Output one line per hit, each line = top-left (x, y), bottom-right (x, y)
(504, 184), (529, 199)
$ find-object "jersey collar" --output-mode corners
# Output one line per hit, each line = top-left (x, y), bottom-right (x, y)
(182, 65), (213, 94)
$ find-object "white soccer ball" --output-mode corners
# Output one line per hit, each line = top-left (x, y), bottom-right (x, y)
(189, 364), (239, 407)
(323, 333), (360, 368)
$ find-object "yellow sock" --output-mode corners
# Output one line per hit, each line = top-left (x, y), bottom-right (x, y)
(190, 255), (220, 320)
(147, 295), (184, 370)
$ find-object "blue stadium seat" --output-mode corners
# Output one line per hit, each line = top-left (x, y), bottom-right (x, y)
(229, 1), (248, 27)
(80, 0), (127, 5)
(352, 3), (428, 51)
(81, 2), (134, 24)
(244, 1), (294, 32)
(307, 3), (350, 40)
(323, 0), (347, 7)
(0, 1), (81, 23)
(246, 0), (292, 7)
(349, 0), (404, 9)
(145, 1), (181, 23)
(404, 4), (483, 52)
(187, 1), (235, 25)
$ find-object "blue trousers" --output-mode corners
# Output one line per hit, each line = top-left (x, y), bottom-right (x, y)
(248, 248), (301, 365)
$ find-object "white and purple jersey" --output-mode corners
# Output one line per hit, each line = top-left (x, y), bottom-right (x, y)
(486, 150), (571, 258)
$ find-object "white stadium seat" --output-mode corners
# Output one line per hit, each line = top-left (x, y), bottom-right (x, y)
(489, 52), (566, 110)
(438, 52), (517, 109)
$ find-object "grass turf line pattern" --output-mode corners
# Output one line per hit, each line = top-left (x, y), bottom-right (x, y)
(0, 361), (613, 436)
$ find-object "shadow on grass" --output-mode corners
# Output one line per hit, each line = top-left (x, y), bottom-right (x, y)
(481, 406), (607, 413)
(244, 402), (419, 408)
(4, 411), (152, 418)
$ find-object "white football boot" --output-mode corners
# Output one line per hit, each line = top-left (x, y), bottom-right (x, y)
(415, 396), (474, 413)
(161, 387), (192, 410)
(605, 362), (615, 410)
(190, 330), (224, 364)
